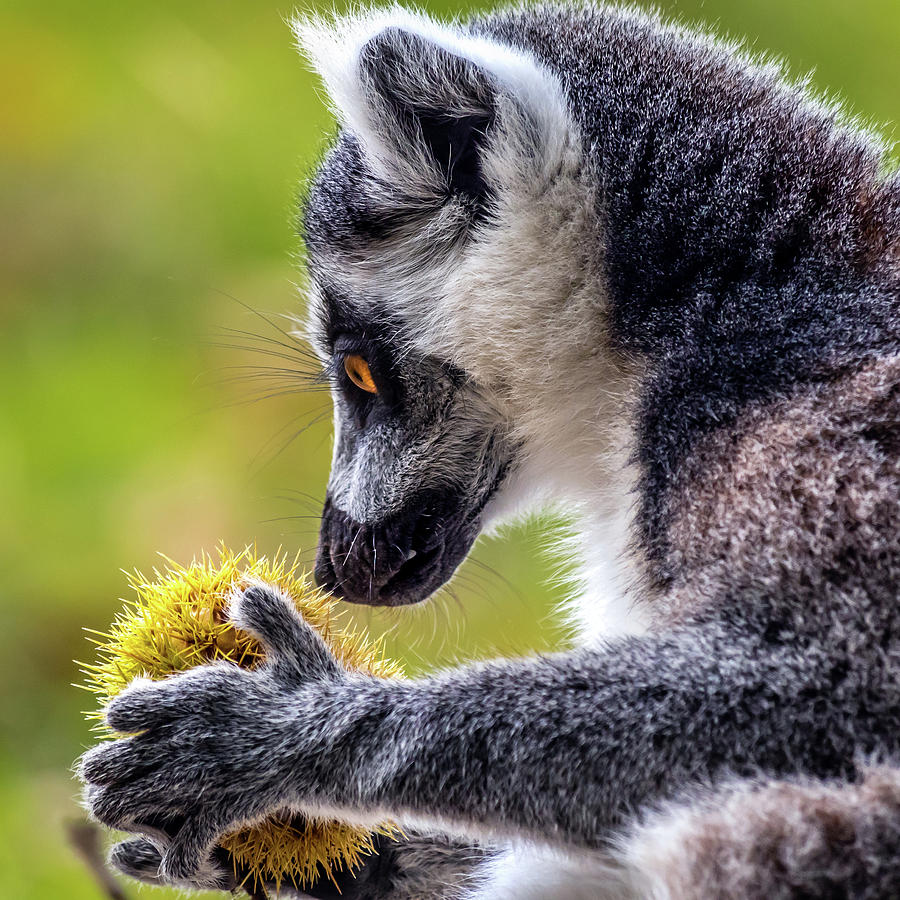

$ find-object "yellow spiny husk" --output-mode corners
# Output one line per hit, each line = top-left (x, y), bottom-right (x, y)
(80, 544), (403, 893)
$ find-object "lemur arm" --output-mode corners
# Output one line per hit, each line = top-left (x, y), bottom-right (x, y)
(80, 584), (859, 886)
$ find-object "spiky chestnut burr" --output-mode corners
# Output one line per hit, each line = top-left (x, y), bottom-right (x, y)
(80, 545), (402, 894)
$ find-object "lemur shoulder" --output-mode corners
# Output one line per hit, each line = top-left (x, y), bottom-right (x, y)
(81, 4), (900, 898)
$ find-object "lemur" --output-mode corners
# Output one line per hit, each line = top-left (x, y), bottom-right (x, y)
(80, 3), (900, 898)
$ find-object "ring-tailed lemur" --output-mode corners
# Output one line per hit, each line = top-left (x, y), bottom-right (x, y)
(80, 4), (900, 898)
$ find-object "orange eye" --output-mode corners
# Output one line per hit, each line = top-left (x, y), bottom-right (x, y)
(343, 354), (378, 394)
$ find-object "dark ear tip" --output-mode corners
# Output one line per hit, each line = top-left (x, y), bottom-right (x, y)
(357, 25), (417, 75)
(356, 28), (496, 201)
(357, 23), (492, 107)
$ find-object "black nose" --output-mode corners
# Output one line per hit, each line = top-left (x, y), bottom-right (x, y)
(314, 495), (456, 606)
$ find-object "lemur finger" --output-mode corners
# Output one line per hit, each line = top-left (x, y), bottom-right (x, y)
(229, 582), (340, 680)
(109, 838), (165, 885)
(107, 663), (248, 732)
(87, 781), (183, 832)
(105, 677), (182, 733)
(160, 812), (224, 885)
(112, 837), (237, 891)
(79, 738), (152, 786)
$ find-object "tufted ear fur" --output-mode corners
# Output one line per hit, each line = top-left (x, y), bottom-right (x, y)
(293, 8), (571, 199)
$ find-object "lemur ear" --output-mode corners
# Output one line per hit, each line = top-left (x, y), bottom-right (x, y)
(294, 10), (569, 198)
(356, 26), (496, 199)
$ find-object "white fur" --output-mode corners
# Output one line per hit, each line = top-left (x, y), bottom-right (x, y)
(460, 845), (640, 900)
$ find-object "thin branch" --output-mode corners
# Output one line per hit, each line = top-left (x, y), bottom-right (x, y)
(66, 819), (128, 900)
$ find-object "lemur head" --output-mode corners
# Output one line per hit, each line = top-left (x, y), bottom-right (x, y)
(297, 9), (608, 606)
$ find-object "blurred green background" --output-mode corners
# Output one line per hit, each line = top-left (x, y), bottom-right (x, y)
(1, 1), (897, 896)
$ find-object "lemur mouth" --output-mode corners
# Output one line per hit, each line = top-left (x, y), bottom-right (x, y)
(313, 495), (479, 607)
(380, 542), (444, 598)
(315, 464), (511, 607)
(315, 530), (473, 607)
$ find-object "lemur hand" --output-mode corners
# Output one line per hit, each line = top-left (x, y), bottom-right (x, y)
(108, 837), (238, 892)
(79, 584), (394, 886)
(107, 830), (400, 898)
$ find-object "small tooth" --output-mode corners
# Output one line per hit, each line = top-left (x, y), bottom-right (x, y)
(405, 549), (417, 562)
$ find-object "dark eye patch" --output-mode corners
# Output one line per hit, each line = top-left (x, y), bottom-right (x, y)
(314, 285), (470, 425)
(333, 333), (402, 415)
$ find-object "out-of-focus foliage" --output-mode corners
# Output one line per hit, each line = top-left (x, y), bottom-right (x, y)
(0, 1), (897, 897)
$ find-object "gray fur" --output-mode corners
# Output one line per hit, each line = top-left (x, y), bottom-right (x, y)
(80, 4), (900, 897)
